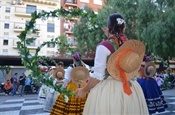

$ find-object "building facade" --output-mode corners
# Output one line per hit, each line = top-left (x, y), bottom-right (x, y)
(0, 0), (103, 82)
(0, 0), (60, 57)
(61, 0), (104, 48)
(0, 0), (60, 82)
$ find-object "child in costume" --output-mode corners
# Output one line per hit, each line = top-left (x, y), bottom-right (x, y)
(75, 13), (149, 115)
(44, 62), (65, 112)
(137, 61), (168, 114)
(50, 52), (90, 115)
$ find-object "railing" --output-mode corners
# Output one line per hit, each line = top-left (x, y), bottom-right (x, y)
(64, 0), (77, 4)
(47, 0), (59, 2)
(15, 6), (42, 16)
(13, 39), (38, 49)
(14, 22), (40, 31)
(23, 0), (58, 5)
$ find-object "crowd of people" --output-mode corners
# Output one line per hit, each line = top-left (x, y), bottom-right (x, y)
(35, 13), (170, 115)
(0, 73), (39, 96)
(0, 12), (171, 115)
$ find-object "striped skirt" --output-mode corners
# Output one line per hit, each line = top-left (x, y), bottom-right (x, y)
(50, 82), (87, 115)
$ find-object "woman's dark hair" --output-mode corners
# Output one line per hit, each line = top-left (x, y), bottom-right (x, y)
(107, 13), (125, 35)
(58, 61), (64, 67)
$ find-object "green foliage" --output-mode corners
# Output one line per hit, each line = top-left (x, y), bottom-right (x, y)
(97, 0), (139, 39)
(136, 0), (175, 59)
(73, 6), (105, 53)
(17, 8), (89, 98)
(57, 35), (70, 54)
(73, 0), (140, 53)
(94, 0), (175, 59)
(0, 66), (11, 77)
(42, 73), (74, 97)
(161, 72), (174, 90)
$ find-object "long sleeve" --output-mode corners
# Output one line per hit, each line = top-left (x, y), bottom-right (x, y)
(62, 66), (73, 87)
(90, 45), (111, 80)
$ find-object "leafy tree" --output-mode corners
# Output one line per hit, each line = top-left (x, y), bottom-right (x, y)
(99, 0), (175, 59)
(0, 66), (11, 78)
(136, 0), (175, 59)
(73, 0), (140, 53)
(73, 6), (106, 54)
(57, 34), (70, 55)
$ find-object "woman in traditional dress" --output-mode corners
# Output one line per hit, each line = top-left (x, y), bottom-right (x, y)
(75, 13), (149, 115)
(50, 52), (90, 115)
(137, 61), (168, 114)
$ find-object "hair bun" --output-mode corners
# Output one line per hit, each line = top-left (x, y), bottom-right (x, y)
(107, 13), (125, 35)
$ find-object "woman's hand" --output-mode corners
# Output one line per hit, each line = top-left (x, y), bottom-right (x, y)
(75, 88), (87, 98)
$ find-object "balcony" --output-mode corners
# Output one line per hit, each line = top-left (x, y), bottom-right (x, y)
(64, 0), (78, 8)
(66, 17), (79, 21)
(23, 0), (58, 6)
(64, 21), (74, 34)
(13, 39), (38, 50)
(14, 7), (42, 17)
(14, 22), (25, 32)
(14, 22), (40, 33)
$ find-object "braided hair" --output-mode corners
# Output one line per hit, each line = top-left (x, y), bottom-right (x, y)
(107, 13), (126, 46)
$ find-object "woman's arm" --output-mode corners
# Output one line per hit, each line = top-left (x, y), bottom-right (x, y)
(82, 77), (100, 92)
(62, 66), (72, 87)
(75, 45), (111, 97)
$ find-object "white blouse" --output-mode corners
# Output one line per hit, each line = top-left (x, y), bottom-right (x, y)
(90, 45), (111, 80)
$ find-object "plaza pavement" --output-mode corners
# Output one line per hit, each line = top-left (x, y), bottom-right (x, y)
(0, 89), (174, 115)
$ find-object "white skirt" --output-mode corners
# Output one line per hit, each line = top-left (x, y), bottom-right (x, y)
(83, 76), (149, 115)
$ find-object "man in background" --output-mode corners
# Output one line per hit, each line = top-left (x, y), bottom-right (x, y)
(19, 73), (26, 96)
(11, 73), (18, 96)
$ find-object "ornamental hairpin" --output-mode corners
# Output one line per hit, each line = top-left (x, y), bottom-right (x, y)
(116, 18), (125, 25)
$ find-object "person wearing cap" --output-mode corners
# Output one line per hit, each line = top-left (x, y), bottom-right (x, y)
(137, 61), (168, 114)
(50, 52), (90, 115)
(75, 13), (149, 115)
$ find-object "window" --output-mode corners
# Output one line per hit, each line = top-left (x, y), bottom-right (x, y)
(2, 49), (8, 55)
(94, 0), (102, 5)
(47, 43), (55, 48)
(26, 5), (36, 14)
(5, 7), (10, 13)
(6, 2), (11, 6)
(3, 40), (8, 45)
(4, 23), (9, 29)
(4, 32), (9, 35)
(80, 0), (89, 3)
(26, 21), (30, 26)
(47, 23), (55, 32)
(27, 40), (35, 46)
(4, 32), (9, 38)
(5, 16), (10, 19)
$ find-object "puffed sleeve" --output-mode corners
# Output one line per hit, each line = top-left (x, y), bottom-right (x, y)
(90, 45), (111, 80)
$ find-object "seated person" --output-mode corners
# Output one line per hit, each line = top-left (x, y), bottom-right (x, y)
(4, 80), (13, 95)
